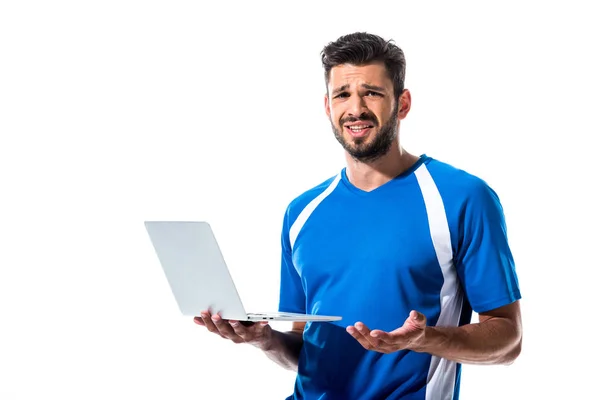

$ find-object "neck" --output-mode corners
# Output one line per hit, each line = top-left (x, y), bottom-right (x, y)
(344, 140), (420, 192)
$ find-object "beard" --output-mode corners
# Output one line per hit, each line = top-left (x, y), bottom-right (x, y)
(330, 103), (399, 163)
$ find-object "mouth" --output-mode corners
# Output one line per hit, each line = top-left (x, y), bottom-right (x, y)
(344, 122), (375, 138)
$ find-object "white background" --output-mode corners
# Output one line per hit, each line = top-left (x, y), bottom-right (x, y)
(1, 1), (598, 399)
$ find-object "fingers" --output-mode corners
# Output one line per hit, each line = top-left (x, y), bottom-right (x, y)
(347, 311), (428, 353)
(210, 314), (245, 343)
(370, 328), (405, 345)
(347, 322), (406, 353)
(347, 322), (383, 350)
(192, 311), (235, 341)
(197, 311), (221, 334)
(230, 320), (269, 341)
(408, 310), (427, 328)
(194, 312), (265, 344)
(229, 320), (252, 341)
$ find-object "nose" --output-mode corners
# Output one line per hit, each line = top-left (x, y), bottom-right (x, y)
(347, 93), (368, 118)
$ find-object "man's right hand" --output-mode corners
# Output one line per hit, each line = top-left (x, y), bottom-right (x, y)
(193, 311), (272, 350)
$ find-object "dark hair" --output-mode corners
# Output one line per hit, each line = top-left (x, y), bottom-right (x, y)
(321, 32), (406, 100)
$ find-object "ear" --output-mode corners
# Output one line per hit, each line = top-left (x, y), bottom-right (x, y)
(324, 93), (331, 119)
(396, 89), (412, 120)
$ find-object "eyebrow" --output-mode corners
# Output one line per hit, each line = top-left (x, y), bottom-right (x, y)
(331, 83), (387, 95)
(362, 84), (386, 92)
(332, 84), (349, 96)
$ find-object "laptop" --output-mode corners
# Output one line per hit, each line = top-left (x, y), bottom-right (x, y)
(144, 221), (341, 322)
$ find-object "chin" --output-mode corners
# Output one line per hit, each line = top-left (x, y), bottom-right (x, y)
(348, 134), (370, 146)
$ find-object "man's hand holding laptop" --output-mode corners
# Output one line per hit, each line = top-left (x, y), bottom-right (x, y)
(193, 310), (305, 371)
(193, 310), (271, 347)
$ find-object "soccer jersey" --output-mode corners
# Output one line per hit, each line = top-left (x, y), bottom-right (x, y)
(278, 155), (521, 400)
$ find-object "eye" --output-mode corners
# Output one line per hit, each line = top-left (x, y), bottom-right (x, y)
(366, 91), (383, 97)
(334, 92), (350, 99)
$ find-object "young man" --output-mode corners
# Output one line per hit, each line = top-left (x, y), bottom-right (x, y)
(195, 32), (522, 399)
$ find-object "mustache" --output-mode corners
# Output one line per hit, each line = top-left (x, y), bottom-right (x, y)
(340, 113), (378, 126)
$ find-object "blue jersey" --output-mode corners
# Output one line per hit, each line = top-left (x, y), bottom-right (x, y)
(278, 155), (521, 400)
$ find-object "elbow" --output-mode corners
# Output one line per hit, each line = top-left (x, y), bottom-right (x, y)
(499, 313), (523, 365)
(499, 334), (522, 365)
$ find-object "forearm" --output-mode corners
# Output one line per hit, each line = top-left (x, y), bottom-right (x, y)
(413, 317), (522, 365)
(257, 330), (304, 371)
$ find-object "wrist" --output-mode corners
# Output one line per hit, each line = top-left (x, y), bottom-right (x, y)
(253, 326), (275, 352)
(409, 326), (435, 353)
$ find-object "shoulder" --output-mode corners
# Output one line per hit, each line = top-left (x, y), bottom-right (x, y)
(424, 157), (500, 206)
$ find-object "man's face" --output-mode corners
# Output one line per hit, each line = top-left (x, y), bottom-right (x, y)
(325, 62), (409, 162)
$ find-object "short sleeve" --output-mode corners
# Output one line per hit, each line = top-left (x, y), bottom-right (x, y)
(278, 210), (306, 314)
(454, 181), (521, 313)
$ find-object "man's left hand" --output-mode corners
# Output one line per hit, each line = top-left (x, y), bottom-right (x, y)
(346, 310), (427, 354)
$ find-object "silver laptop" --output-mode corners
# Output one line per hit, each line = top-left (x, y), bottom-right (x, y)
(144, 221), (341, 322)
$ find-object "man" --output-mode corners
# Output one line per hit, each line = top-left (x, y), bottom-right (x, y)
(194, 32), (522, 399)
